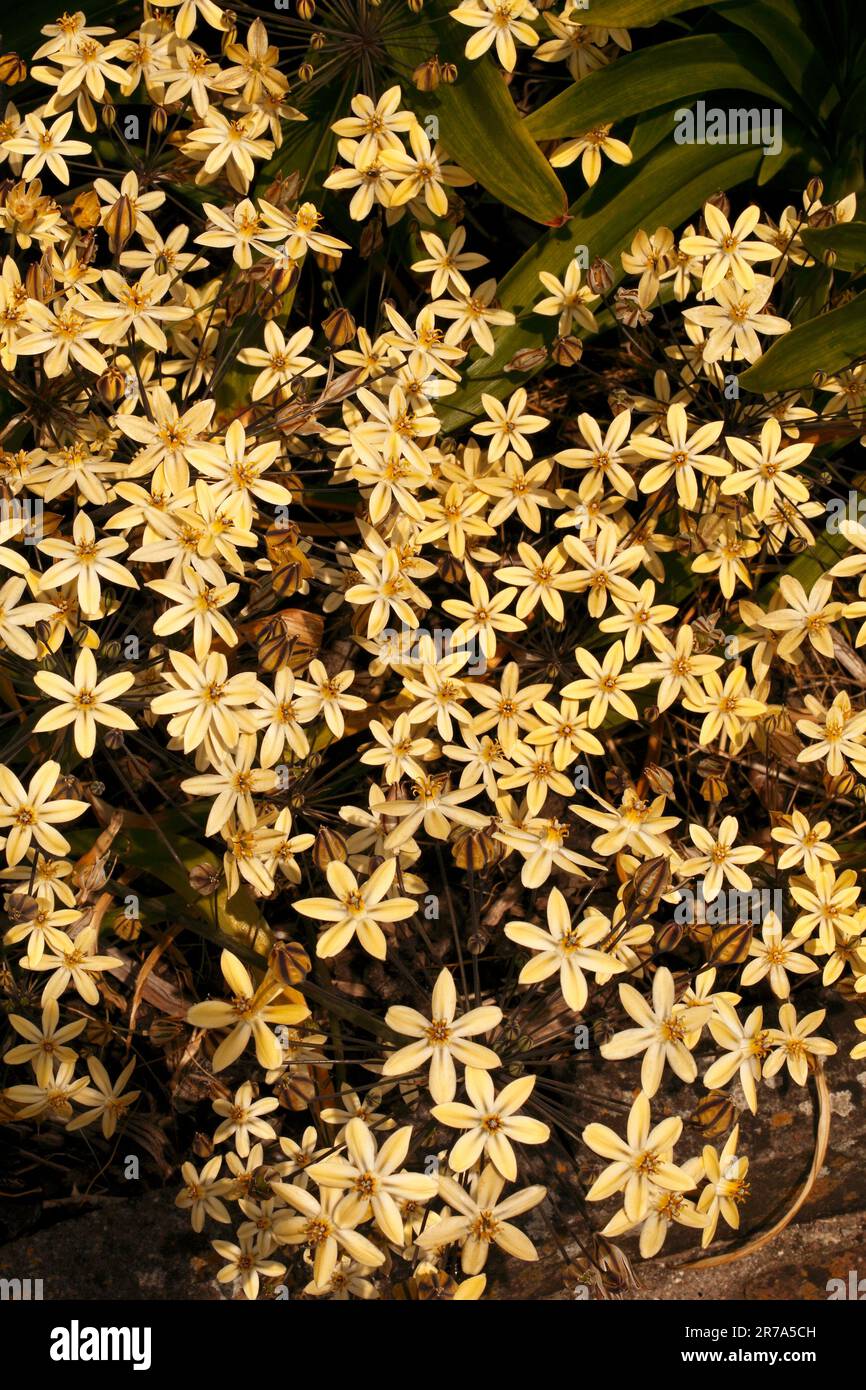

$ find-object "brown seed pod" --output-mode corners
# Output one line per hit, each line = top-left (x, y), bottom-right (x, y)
(552, 334), (583, 366)
(692, 1089), (735, 1136)
(189, 863), (222, 896)
(621, 854), (671, 916)
(71, 190), (101, 230)
(312, 826), (348, 870)
(642, 763), (673, 798)
(413, 58), (440, 92)
(104, 193), (135, 256)
(655, 920), (684, 953)
(707, 920), (754, 966)
(0, 53), (27, 84)
(268, 934), (312, 986)
(587, 256), (614, 294)
(505, 346), (549, 374)
(322, 306), (356, 346)
(451, 826), (501, 871)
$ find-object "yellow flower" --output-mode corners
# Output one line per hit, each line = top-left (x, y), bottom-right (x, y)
(505, 886), (624, 1011)
(550, 123), (633, 183)
(381, 967), (502, 1103)
(187, 948), (308, 1071)
(33, 645), (136, 756)
(582, 1090), (696, 1223)
(0, 760), (87, 866)
(294, 858), (416, 960)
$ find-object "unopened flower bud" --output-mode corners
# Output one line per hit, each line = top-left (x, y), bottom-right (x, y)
(322, 306), (356, 346)
(101, 100), (116, 129)
(440, 62), (458, 83)
(310, 30), (326, 49)
(150, 106), (168, 135)
(805, 177), (824, 211)
(297, 0), (316, 16)
(298, 62), (314, 82)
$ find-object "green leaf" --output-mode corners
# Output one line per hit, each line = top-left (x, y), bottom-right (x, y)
(554, 0), (721, 24)
(382, 0), (567, 226)
(525, 34), (798, 141)
(740, 291), (866, 393)
(800, 222), (866, 271)
(717, 0), (838, 121)
(437, 140), (762, 431)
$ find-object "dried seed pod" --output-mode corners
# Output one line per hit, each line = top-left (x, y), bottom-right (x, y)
(693, 1090), (734, 1137)
(505, 346), (548, 374)
(413, 58), (440, 92)
(322, 306), (356, 345)
(587, 256), (614, 294)
(192, 1131), (214, 1159)
(189, 863), (222, 896)
(312, 826), (348, 870)
(707, 920), (754, 966)
(268, 934), (312, 986)
(0, 53), (26, 84)
(104, 193), (135, 256)
(655, 920), (684, 953)
(552, 334), (583, 366)
(643, 763), (674, 798)
(706, 190), (730, 218)
(24, 259), (53, 303)
(451, 826), (501, 871)
(71, 190), (101, 230)
(621, 854), (671, 916)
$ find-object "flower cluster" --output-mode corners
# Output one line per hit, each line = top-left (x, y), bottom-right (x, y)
(0, 0), (863, 1303)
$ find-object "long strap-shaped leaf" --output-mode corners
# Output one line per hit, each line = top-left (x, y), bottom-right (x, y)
(740, 291), (866, 393)
(525, 33), (800, 141)
(800, 223), (866, 271)
(382, 0), (567, 225)
(437, 140), (761, 431)
(559, 0), (725, 24)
